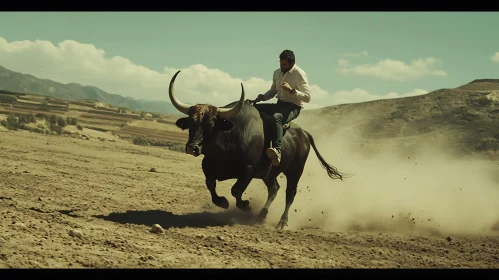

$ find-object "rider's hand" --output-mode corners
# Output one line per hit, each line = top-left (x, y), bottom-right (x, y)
(280, 82), (292, 92)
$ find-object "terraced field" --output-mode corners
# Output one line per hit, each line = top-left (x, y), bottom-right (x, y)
(119, 126), (187, 143)
(0, 90), (186, 144)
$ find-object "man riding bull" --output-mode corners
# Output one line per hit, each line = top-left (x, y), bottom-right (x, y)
(253, 49), (312, 167)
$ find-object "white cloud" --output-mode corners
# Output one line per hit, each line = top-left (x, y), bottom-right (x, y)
(328, 88), (428, 106)
(337, 59), (350, 67)
(339, 51), (368, 58)
(491, 52), (499, 63)
(337, 57), (447, 81)
(0, 37), (429, 112)
(0, 37), (337, 111)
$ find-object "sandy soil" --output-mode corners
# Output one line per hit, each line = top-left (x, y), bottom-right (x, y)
(1, 128), (498, 268)
(126, 119), (185, 133)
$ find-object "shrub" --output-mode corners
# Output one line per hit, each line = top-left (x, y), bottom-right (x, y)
(132, 136), (150, 146)
(66, 117), (78, 125)
(0, 94), (17, 104)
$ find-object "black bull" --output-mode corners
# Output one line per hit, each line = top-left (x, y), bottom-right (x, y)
(169, 70), (345, 230)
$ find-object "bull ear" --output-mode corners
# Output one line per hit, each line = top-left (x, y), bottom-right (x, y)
(175, 117), (189, 130)
(215, 118), (234, 132)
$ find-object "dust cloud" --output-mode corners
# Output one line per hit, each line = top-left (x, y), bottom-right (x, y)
(244, 113), (499, 236)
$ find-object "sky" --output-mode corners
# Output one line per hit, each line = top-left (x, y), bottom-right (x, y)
(0, 12), (498, 110)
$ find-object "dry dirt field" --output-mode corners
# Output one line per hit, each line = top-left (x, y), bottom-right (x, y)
(1, 126), (499, 268)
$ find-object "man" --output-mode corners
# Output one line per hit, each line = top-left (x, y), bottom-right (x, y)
(253, 49), (311, 166)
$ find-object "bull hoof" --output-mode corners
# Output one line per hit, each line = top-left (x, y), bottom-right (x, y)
(236, 200), (251, 212)
(257, 208), (268, 223)
(276, 221), (289, 231)
(213, 196), (229, 209)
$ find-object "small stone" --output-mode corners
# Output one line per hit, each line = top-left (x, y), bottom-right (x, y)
(149, 168), (157, 172)
(150, 224), (164, 234)
(446, 236), (452, 242)
(68, 229), (83, 238)
(217, 235), (225, 241)
(12, 222), (27, 229)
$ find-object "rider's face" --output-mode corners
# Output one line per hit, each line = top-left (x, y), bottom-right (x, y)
(280, 59), (294, 73)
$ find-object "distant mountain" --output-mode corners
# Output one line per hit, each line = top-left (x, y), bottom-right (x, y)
(0, 65), (178, 115)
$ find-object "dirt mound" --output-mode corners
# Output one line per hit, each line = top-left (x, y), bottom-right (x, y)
(455, 79), (499, 91)
(300, 85), (499, 159)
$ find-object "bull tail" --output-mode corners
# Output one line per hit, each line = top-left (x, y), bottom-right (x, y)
(304, 130), (348, 181)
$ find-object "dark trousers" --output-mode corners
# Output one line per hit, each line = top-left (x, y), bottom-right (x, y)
(254, 100), (301, 150)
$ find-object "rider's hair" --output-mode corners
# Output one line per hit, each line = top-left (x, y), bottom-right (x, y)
(279, 50), (295, 63)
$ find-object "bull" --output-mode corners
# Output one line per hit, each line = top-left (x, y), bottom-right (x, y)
(169, 70), (345, 230)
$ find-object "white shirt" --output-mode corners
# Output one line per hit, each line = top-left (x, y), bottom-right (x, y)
(262, 64), (311, 108)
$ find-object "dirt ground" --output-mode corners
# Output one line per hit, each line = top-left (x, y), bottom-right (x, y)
(1, 129), (498, 268)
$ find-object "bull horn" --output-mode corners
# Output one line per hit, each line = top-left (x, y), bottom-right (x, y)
(168, 70), (191, 115)
(218, 83), (245, 119)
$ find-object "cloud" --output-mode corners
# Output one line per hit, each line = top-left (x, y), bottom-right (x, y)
(339, 51), (368, 58)
(0, 37), (332, 110)
(328, 88), (428, 106)
(0, 37), (430, 112)
(337, 57), (447, 81)
(491, 52), (499, 63)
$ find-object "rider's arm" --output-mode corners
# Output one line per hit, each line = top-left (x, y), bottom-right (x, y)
(262, 71), (278, 101)
(292, 71), (311, 103)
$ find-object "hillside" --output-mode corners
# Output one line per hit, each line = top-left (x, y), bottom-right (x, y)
(0, 87), (187, 151)
(0, 65), (177, 114)
(456, 79), (499, 91)
(1, 63), (499, 159)
(298, 80), (499, 159)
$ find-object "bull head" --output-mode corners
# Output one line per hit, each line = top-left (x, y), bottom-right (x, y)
(168, 70), (245, 157)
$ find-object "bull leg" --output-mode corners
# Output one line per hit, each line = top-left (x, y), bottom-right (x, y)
(230, 165), (254, 212)
(276, 170), (302, 230)
(206, 178), (229, 209)
(202, 158), (228, 209)
(256, 176), (280, 223)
